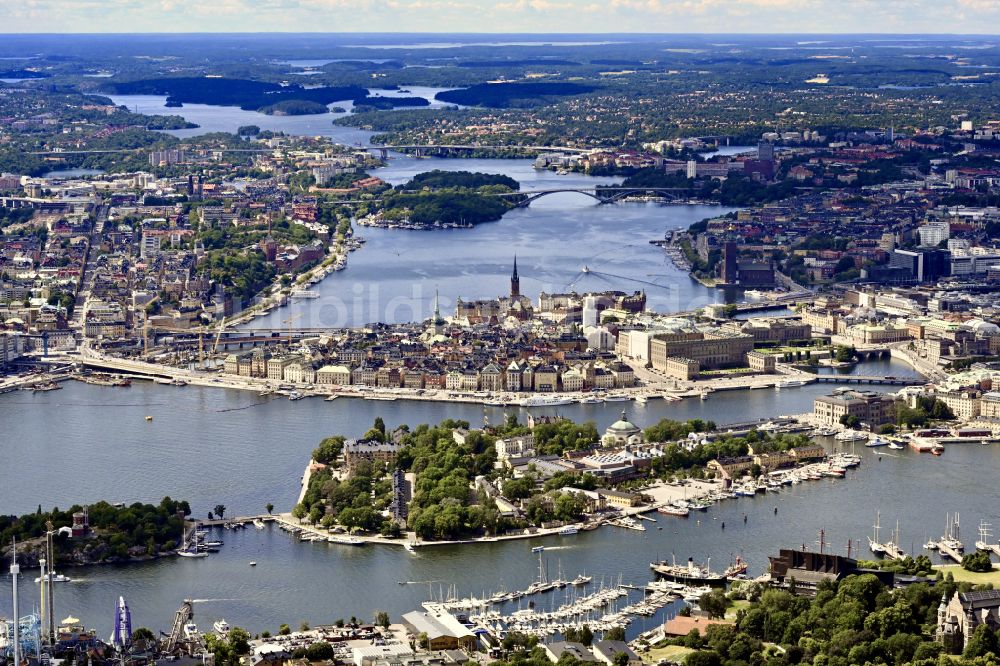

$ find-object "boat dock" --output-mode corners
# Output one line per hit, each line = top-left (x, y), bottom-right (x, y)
(608, 518), (646, 532)
(939, 542), (963, 563)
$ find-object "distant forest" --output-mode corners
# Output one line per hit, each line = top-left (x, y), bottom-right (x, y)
(106, 77), (428, 114)
(435, 82), (598, 108)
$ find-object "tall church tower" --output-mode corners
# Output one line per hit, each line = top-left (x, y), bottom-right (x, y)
(511, 256), (520, 299)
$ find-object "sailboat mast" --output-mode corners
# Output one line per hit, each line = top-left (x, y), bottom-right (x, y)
(11, 538), (21, 666)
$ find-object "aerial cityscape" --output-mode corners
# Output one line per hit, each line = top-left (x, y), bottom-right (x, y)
(5, 12), (1000, 666)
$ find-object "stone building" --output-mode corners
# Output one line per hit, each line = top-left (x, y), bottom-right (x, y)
(813, 390), (898, 427)
(937, 589), (1000, 653)
(649, 331), (754, 371)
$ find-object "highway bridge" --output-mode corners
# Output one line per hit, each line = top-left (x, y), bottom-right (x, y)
(362, 144), (583, 159)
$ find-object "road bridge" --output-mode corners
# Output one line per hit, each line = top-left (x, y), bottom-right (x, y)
(498, 187), (690, 207)
(363, 144), (583, 159)
(811, 375), (923, 386)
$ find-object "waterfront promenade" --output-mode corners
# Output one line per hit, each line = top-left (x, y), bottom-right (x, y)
(67, 343), (926, 409)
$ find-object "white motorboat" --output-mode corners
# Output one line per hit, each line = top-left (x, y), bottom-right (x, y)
(34, 572), (72, 583)
(865, 437), (890, 448)
(520, 395), (574, 407)
(835, 430), (867, 442)
(213, 620), (230, 634)
(776, 380), (809, 389)
(183, 622), (200, 639)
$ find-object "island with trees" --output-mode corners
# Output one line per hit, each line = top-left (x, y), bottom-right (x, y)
(291, 416), (819, 543)
(0, 497), (191, 567)
(355, 170), (520, 229)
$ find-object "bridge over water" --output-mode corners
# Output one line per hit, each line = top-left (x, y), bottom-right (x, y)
(495, 187), (691, 207)
(325, 186), (694, 208)
(362, 144), (583, 159)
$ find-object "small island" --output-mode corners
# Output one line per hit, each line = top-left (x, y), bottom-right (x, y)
(355, 169), (520, 229)
(1, 497), (191, 568)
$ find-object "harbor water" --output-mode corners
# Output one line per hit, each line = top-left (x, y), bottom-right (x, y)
(0, 356), (961, 639)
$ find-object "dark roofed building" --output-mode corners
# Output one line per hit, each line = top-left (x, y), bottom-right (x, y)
(543, 642), (598, 663)
(768, 549), (860, 594)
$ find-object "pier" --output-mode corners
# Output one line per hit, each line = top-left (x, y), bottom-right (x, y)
(938, 542), (963, 563)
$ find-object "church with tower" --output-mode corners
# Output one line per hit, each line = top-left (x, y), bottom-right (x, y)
(454, 257), (534, 325)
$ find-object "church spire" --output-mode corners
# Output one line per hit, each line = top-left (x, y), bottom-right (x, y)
(510, 255), (520, 298)
(433, 288), (443, 324)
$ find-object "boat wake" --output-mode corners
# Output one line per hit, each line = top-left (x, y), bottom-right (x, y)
(215, 401), (271, 413)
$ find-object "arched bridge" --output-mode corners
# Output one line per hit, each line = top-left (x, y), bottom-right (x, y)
(496, 187), (690, 207)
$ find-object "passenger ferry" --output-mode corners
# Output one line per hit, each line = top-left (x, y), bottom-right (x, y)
(775, 379), (809, 389)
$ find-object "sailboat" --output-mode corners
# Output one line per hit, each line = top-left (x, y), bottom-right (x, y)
(177, 526), (209, 558)
(868, 510), (886, 555)
(941, 513), (965, 553)
(976, 520), (994, 552)
(883, 520), (906, 560)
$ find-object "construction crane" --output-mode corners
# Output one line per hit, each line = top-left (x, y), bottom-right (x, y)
(283, 313), (302, 346)
(141, 294), (161, 359)
(211, 318), (228, 355)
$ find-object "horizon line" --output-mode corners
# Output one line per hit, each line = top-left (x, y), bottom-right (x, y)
(2, 31), (1000, 36)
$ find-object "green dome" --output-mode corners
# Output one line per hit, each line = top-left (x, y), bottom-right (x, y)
(606, 410), (639, 434)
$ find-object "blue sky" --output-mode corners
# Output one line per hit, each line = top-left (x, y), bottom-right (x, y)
(3, 0), (1000, 34)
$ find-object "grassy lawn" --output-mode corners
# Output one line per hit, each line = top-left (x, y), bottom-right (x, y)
(934, 564), (1000, 585)
(641, 645), (695, 664)
(726, 599), (751, 620)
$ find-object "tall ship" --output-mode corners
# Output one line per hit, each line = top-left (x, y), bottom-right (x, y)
(868, 510), (886, 556)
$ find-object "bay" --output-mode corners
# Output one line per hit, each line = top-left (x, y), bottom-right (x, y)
(1, 362), (986, 641)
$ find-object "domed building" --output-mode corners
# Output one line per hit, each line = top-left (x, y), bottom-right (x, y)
(602, 410), (644, 447)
